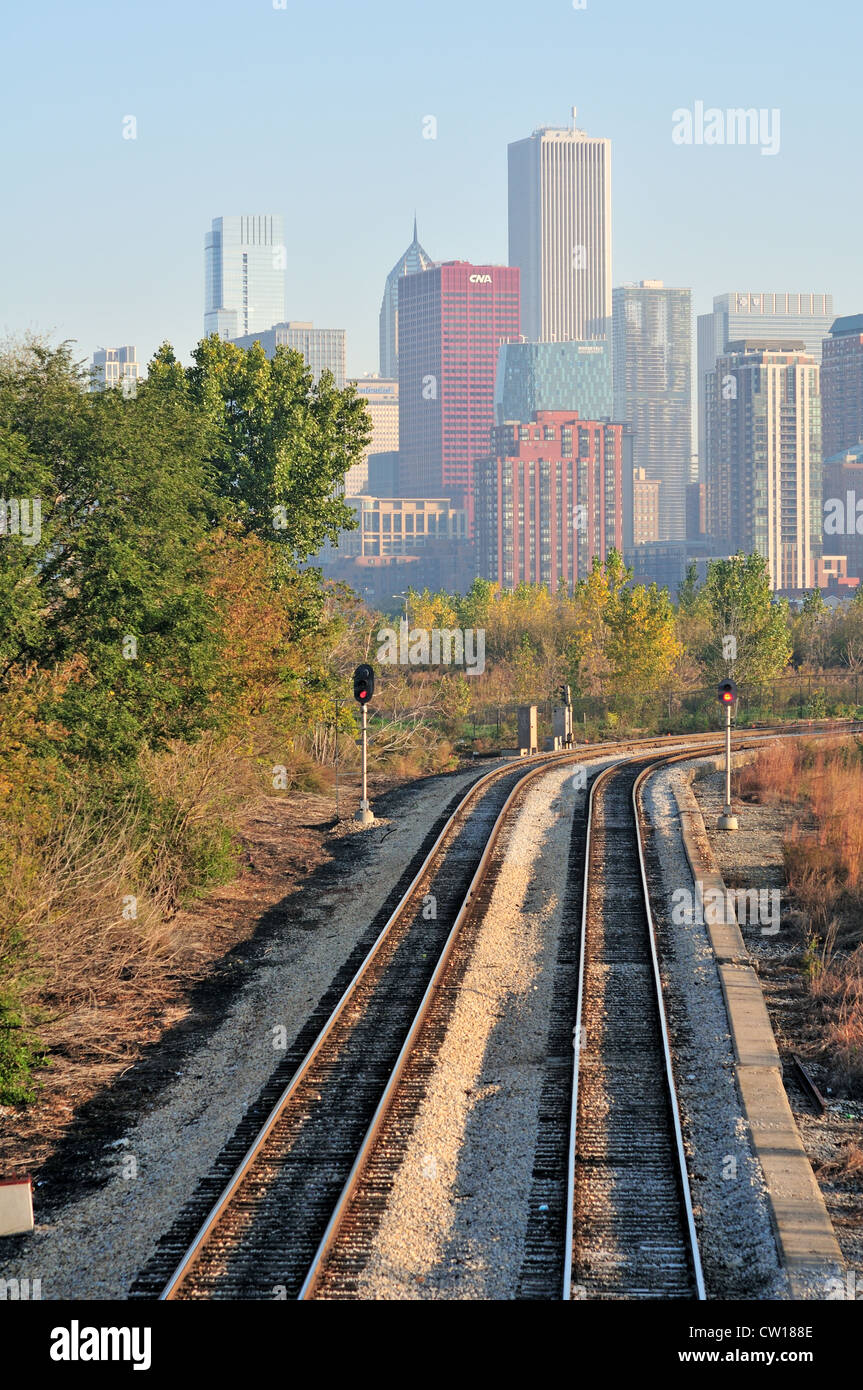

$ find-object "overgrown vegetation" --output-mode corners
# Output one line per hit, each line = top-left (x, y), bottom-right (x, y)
(739, 740), (863, 1094)
(0, 336), (378, 1102)
(3, 335), (861, 1106)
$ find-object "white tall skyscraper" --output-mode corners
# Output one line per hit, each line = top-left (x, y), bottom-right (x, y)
(508, 115), (612, 344)
(204, 215), (286, 340)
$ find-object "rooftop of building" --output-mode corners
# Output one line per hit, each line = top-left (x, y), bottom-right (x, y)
(829, 313), (863, 337)
(724, 338), (810, 354)
(346, 495), (462, 506)
(824, 442), (863, 466)
(384, 217), (435, 284)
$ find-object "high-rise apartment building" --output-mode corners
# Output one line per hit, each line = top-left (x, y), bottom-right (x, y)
(632, 468), (661, 545)
(344, 377), (399, 493)
(821, 314), (863, 459)
(494, 340), (612, 425)
(230, 321), (346, 387)
(204, 216), (286, 341)
(398, 262), (520, 526)
(686, 481), (706, 540)
(379, 219), (435, 380)
(697, 292), (833, 474)
(705, 340), (821, 591)
(475, 410), (626, 591)
(612, 282), (692, 542)
(508, 117), (612, 343)
(90, 346), (140, 393)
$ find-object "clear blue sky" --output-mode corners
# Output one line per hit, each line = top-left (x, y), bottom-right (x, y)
(2, 0), (860, 378)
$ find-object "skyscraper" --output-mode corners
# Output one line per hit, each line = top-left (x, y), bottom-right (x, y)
(344, 377), (399, 493)
(90, 346), (140, 393)
(378, 218), (435, 379)
(475, 410), (625, 590)
(706, 340), (821, 591)
(230, 321), (346, 387)
(508, 117), (612, 343)
(204, 215), (286, 340)
(494, 340), (612, 425)
(697, 292), (833, 474)
(821, 314), (863, 459)
(613, 281), (692, 542)
(398, 262), (520, 527)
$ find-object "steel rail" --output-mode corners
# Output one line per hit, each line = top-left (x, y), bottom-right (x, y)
(160, 720), (859, 1299)
(296, 744), (592, 1299)
(159, 740), (589, 1299)
(632, 758), (707, 1300)
(563, 751), (710, 1301)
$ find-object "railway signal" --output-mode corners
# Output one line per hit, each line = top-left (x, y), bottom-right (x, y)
(353, 664), (375, 825)
(717, 679), (739, 830)
(353, 663), (374, 704)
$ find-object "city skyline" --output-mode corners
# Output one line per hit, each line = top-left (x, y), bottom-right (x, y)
(3, 1), (861, 379)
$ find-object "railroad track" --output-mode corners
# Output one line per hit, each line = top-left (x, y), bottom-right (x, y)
(134, 722), (859, 1301)
(140, 743), (586, 1299)
(564, 755), (705, 1300)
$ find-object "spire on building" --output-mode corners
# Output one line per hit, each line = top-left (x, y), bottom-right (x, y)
(379, 218), (435, 379)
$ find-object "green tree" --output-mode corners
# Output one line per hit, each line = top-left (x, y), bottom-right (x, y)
(177, 336), (371, 558)
(698, 553), (792, 684)
(0, 342), (224, 762)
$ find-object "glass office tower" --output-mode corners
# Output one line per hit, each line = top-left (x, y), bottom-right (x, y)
(495, 340), (612, 425)
(204, 215), (286, 340)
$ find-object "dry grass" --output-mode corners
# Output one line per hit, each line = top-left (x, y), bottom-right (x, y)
(738, 738), (802, 804)
(1, 716), (459, 1099)
(1, 732), (267, 1082)
(742, 738), (863, 1094)
(816, 1140), (863, 1179)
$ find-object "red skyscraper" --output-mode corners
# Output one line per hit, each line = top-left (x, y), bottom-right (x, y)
(475, 410), (626, 591)
(398, 262), (520, 528)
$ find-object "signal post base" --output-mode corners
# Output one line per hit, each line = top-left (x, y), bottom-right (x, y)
(355, 802), (375, 827)
(717, 809), (739, 831)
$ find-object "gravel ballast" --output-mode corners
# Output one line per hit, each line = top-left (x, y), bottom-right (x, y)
(3, 735), (802, 1302)
(348, 758), (601, 1300)
(0, 763), (499, 1300)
